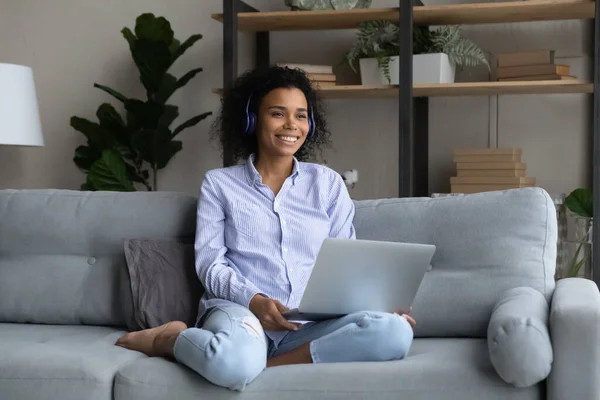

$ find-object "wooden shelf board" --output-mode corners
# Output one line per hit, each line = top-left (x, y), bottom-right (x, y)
(213, 80), (593, 98)
(414, 80), (593, 97)
(211, 0), (594, 31)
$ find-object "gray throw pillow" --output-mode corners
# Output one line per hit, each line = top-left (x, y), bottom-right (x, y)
(123, 238), (204, 331)
(487, 286), (553, 388)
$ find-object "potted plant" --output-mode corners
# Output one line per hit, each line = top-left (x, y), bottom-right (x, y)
(561, 187), (593, 279)
(346, 21), (490, 85)
(70, 13), (212, 191)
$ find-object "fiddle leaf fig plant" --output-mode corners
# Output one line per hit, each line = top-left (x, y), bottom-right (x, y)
(71, 13), (212, 191)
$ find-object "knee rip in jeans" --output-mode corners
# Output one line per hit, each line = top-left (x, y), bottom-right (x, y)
(240, 316), (263, 339)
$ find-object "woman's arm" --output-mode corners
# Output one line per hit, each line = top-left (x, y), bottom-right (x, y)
(327, 172), (356, 240)
(194, 173), (264, 308)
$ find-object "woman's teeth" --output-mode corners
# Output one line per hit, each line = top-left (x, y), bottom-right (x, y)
(278, 136), (298, 143)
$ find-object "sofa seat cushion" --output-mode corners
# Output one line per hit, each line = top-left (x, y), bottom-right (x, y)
(114, 338), (541, 400)
(0, 323), (145, 400)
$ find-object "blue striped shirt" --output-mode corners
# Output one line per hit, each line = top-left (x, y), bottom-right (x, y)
(194, 153), (356, 346)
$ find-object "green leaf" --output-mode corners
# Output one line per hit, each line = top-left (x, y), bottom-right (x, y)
(73, 144), (101, 171)
(159, 105), (179, 128)
(169, 38), (181, 57)
(162, 140), (183, 169)
(172, 111), (212, 138)
(94, 84), (128, 103)
(566, 188), (593, 217)
(132, 127), (181, 169)
(88, 150), (135, 191)
(135, 13), (174, 44)
(131, 39), (172, 93)
(171, 34), (202, 63)
(80, 181), (95, 191)
(154, 73), (178, 104)
(121, 27), (137, 51)
(96, 103), (125, 129)
(70, 116), (114, 149)
(155, 68), (203, 104)
(125, 99), (164, 129)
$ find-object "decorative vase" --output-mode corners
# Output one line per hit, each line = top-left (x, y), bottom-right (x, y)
(557, 216), (593, 280)
(358, 53), (456, 85)
(552, 193), (569, 279)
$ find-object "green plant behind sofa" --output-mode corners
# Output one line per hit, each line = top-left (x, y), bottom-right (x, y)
(71, 13), (212, 191)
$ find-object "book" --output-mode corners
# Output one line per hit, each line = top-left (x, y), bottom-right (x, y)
(450, 177), (535, 185)
(453, 148), (522, 163)
(496, 50), (555, 68)
(456, 162), (527, 178)
(454, 154), (522, 163)
(454, 148), (522, 156)
(312, 81), (336, 88)
(451, 183), (534, 194)
(498, 74), (576, 81)
(307, 73), (336, 82)
(276, 63), (333, 74)
(496, 64), (570, 79)
(456, 169), (526, 178)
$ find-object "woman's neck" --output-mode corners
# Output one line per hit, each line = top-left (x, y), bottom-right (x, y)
(254, 154), (294, 181)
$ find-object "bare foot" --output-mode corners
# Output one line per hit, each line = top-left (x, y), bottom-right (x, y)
(115, 321), (187, 358)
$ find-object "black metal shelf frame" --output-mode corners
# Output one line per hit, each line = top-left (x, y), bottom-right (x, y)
(221, 0), (600, 287)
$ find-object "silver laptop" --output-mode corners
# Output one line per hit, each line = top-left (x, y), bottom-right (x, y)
(282, 238), (435, 321)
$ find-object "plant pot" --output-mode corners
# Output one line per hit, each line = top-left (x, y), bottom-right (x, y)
(358, 53), (456, 85)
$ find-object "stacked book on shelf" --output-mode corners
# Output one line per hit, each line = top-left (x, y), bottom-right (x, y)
(450, 148), (536, 194)
(494, 50), (575, 81)
(276, 63), (336, 88)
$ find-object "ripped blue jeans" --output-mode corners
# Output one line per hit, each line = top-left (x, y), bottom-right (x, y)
(172, 303), (414, 391)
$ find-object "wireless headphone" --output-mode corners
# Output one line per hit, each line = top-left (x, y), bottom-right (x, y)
(243, 93), (316, 139)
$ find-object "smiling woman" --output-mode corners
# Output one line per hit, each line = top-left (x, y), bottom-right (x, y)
(116, 65), (416, 393)
(210, 65), (332, 164)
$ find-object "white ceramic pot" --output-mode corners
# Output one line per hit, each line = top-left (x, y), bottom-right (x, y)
(359, 53), (456, 85)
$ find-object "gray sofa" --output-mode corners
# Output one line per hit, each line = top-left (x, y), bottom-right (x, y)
(0, 187), (598, 400)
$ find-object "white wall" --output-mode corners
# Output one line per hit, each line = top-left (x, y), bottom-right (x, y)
(0, 0), (592, 199)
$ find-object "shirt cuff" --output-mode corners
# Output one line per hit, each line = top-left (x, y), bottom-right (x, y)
(235, 285), (267, 309)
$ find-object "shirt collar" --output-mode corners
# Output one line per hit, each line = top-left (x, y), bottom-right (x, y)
(245, 153), (301, 186)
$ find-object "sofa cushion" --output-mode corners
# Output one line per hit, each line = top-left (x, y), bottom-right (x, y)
(123, 238), (203, 331)
(0, 189), (197, 326)
(0, 323), (145, 400)
(488, 286), (552, 388)
(353, 188), (557, 338)
(114, 338), (540, 400)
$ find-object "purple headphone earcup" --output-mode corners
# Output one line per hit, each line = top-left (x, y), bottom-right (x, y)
(246, 112), (256, 135)
(308, 107), (316, 138)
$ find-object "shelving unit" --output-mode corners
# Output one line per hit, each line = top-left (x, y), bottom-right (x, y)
(215, 0), (600, 286)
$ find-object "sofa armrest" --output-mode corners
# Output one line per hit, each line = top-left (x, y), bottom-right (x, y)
(548, 278), (600, 400)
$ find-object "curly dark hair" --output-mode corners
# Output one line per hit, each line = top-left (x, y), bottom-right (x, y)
(210, 65), (332, 163)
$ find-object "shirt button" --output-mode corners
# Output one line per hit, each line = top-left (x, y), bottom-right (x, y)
(283, 247), (288, 252)
(282, 220), (286, 226)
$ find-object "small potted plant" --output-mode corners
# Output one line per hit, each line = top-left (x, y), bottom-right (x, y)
(561, 187), (593, 279)
(346, 21), (490, 85)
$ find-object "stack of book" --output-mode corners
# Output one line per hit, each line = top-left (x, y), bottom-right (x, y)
(276, 63), (336, 88)
(450, 148), (536, 194)
(494, 50), (575, 81)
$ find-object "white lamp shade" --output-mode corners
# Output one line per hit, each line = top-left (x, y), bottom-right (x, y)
(0, 63), (44, 146)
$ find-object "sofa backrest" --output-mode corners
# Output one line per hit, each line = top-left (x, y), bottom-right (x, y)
(353, 187), (557, 338)
(0, 189), (197, 327)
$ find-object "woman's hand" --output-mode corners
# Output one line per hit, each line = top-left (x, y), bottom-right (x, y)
(249, 295), (301, 332)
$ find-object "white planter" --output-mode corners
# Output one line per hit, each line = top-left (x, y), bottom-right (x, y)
(359, 53), (456, 85)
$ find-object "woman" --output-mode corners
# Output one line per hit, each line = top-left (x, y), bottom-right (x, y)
(116, 65), (416, 391)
